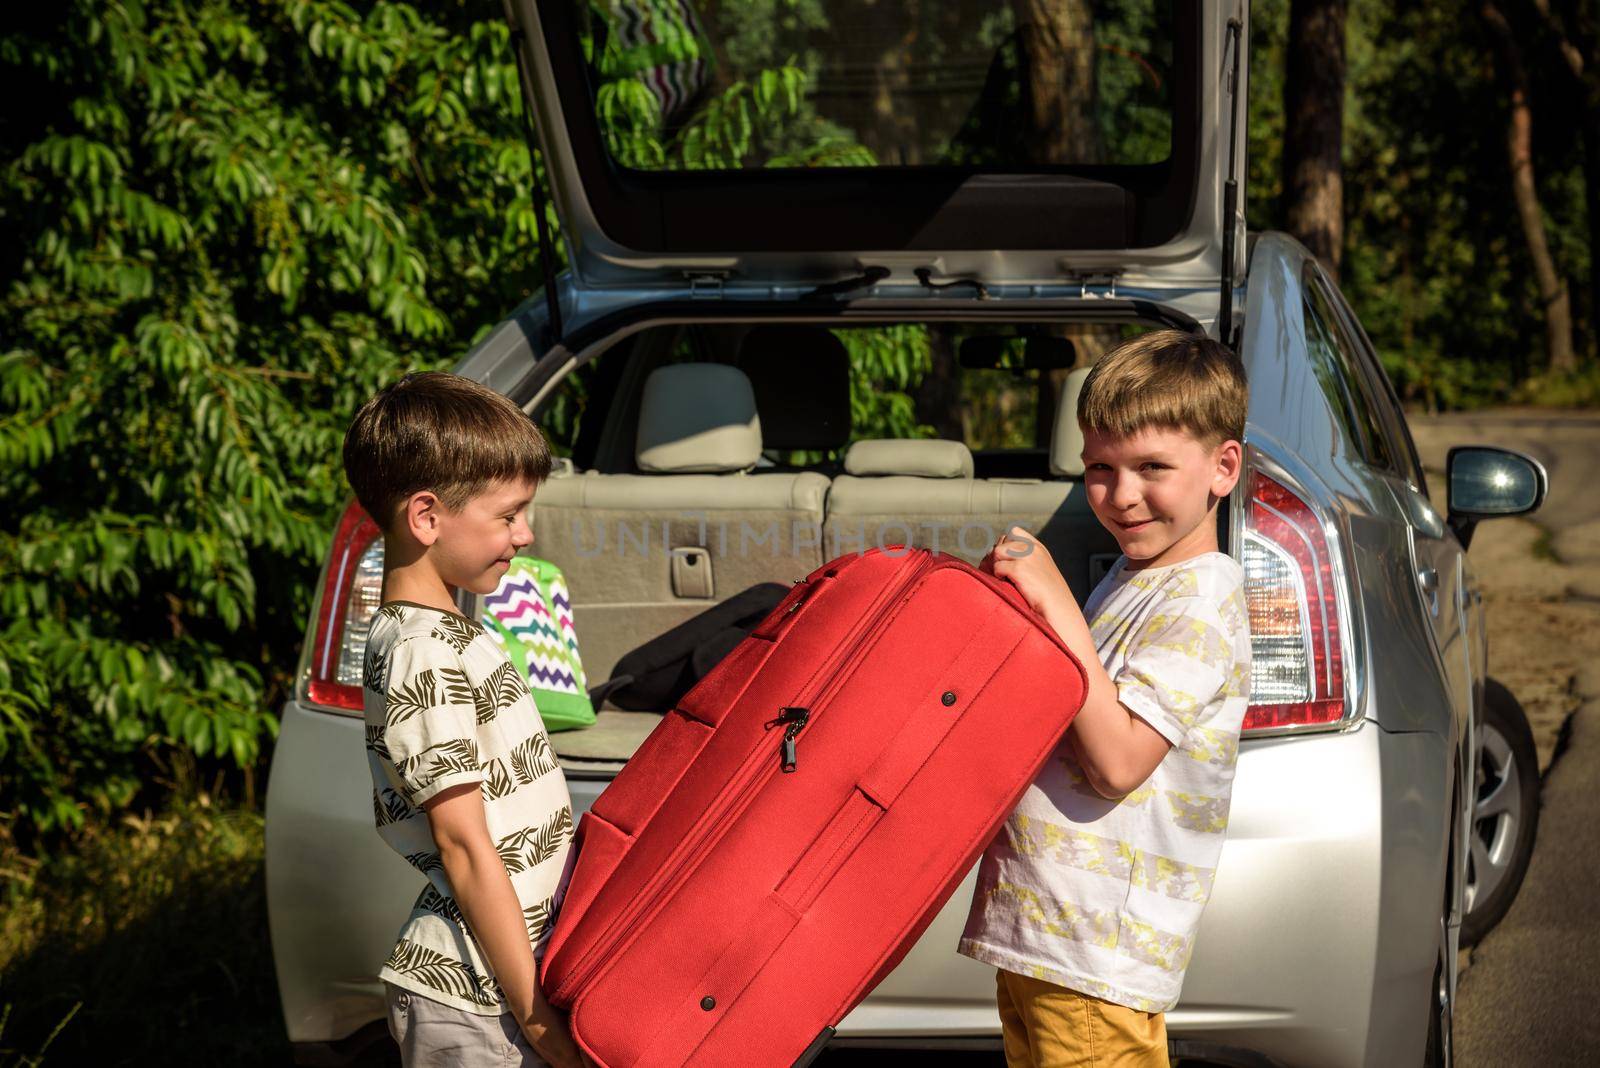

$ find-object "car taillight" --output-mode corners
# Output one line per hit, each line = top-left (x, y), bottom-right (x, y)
(304, 500), (384, 711)
(1240, 468), (1348, 733)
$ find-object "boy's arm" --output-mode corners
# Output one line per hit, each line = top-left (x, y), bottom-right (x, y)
(985, 528), (1173, 799)
(424, 785), (591, 1068)
(1062, 729), (1136, 800)
(1031, 596), (1173, 798)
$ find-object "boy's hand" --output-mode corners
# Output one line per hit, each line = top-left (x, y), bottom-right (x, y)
(521, 1001), (595, 1068)
(982, 526), (1075, 620)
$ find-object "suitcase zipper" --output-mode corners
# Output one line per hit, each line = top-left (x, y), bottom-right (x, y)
(557, 550), (935, 1002)
(775, 707), (809, 772)
(767, 551), (934, 774)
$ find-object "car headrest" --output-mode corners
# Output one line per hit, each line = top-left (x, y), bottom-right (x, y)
(1049, 367), (1093, 477)
(636, 364), (762, 473)
(736, 325), (852, 452)
(843, 439), (974, 479)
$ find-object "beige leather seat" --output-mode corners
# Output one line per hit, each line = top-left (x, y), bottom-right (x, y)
(823, 438), (1001, 560)
(823, 368), (1119, 597)
(534, 363), (829, 686)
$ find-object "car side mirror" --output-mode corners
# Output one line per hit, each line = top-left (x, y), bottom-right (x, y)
(1446, 446), (1548, 549)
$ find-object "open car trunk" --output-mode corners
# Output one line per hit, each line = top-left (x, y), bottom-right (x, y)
(485, 307), (1234, 768)
(493, 0), (1249, 762)
(504, 0), (1248, 294)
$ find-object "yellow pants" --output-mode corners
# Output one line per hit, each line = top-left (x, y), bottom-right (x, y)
(995, 970), (1169, 1068)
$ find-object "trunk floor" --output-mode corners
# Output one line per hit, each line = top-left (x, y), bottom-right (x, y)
(550, 708), (659, 763)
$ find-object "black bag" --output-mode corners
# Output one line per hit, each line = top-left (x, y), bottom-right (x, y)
(604, 583), (789, 711)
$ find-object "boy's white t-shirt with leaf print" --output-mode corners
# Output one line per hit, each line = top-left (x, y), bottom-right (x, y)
(960, 551), (1252, 1013)
(362, 601), (575, 1016)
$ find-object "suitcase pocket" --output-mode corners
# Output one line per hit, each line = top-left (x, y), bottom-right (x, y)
(774, 787), (884, 914)
(543, 810), (635, 1005)
(558, 812), (634, 923)
(591, 711), (715, 834)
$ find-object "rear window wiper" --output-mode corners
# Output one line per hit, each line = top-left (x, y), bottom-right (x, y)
(914, 267), (989, 300)
(801, 265), (891, 302)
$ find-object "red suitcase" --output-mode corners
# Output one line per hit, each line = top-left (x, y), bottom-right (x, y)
(540, 547), (1088, 1067)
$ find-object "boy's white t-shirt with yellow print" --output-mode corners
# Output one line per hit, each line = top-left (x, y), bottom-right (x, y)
(362, 601), (575, 1016)
(959, 551), (1251, 1013)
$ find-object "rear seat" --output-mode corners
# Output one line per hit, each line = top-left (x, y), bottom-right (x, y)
(824, 368), (1121, 598)
(533, 362), (829, 686)
(737, 325), (853, 471)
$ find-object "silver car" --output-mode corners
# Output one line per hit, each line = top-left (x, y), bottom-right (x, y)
(266, 2), (1546, 1064)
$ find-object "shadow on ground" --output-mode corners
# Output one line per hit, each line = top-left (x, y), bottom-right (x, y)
(0, 803), (289, 1067)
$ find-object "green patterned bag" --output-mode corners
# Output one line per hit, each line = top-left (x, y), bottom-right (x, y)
(481, 557), (596, 731)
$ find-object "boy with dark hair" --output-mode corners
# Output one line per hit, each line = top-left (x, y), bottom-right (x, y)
(344, 371), (588, 1068)
(962, 331), (1254, 1067)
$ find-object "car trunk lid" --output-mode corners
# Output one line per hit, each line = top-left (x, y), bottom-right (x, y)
(505, 0), (1247, 299)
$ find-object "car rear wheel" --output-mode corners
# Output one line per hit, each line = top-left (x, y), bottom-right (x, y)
(1462, 678), (1540, 947)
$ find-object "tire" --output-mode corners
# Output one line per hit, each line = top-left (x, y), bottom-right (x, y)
(1461, 677), (1540, 947)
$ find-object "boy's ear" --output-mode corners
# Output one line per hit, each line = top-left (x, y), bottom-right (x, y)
(402, 490), (446, 547)
(1211, 439), (1244, 497)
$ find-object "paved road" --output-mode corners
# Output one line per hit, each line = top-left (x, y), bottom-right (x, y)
(1410, 410), (1600, 1066)
(1454, 676), (1600, 1065)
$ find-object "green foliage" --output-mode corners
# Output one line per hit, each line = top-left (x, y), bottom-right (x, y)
(0, 1), (553, 842)
(839, 325), (936, 442)
(1515, 364), (1600, 409)
(1246, 0), (1288, 232)
(2, 0), (1594, 848)
(579, 0), (870, 170)
(1252, 0), (1595, 407)
(596, 54), (829, 169)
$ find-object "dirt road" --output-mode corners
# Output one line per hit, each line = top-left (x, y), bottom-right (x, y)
(1411, 410), (1600, 773)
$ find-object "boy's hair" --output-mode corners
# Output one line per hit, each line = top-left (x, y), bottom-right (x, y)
(1077, 329), (1248, 447)
(343, 372), (553, 532)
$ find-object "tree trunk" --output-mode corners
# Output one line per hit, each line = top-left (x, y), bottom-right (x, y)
(1584, 21), (1600, 364)
(1531, 0), (1598, 361)
(1584, 113), (1600, 358)
(1006, 1), (1113, 425)
(1008, 0), (1098, 164)
(1483, 2), (1577, 373)
(913, 329), (965, 441)
(868, 0), (922, 166)
(1282, 0), (1347, 279)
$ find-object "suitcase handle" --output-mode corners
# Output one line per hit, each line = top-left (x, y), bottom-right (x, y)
(939, 558), (1081, 666)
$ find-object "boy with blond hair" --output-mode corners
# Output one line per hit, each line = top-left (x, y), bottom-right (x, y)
(344, 371), (588, 1068)
(961, 330), (1253, 1067)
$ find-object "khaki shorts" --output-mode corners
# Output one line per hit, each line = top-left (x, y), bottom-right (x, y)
(385, 983), (547, 1068)
(995, 970), (1169, 1068)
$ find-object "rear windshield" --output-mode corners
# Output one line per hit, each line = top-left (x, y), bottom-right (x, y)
(541, 321), (1168, 476)
(561, 0), (1175, 172)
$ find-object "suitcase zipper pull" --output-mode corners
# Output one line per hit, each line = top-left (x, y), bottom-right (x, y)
(775, 707), (810, 772)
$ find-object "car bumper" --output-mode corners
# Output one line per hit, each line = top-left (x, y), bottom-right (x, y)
(267, 703), (1446, 1068)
